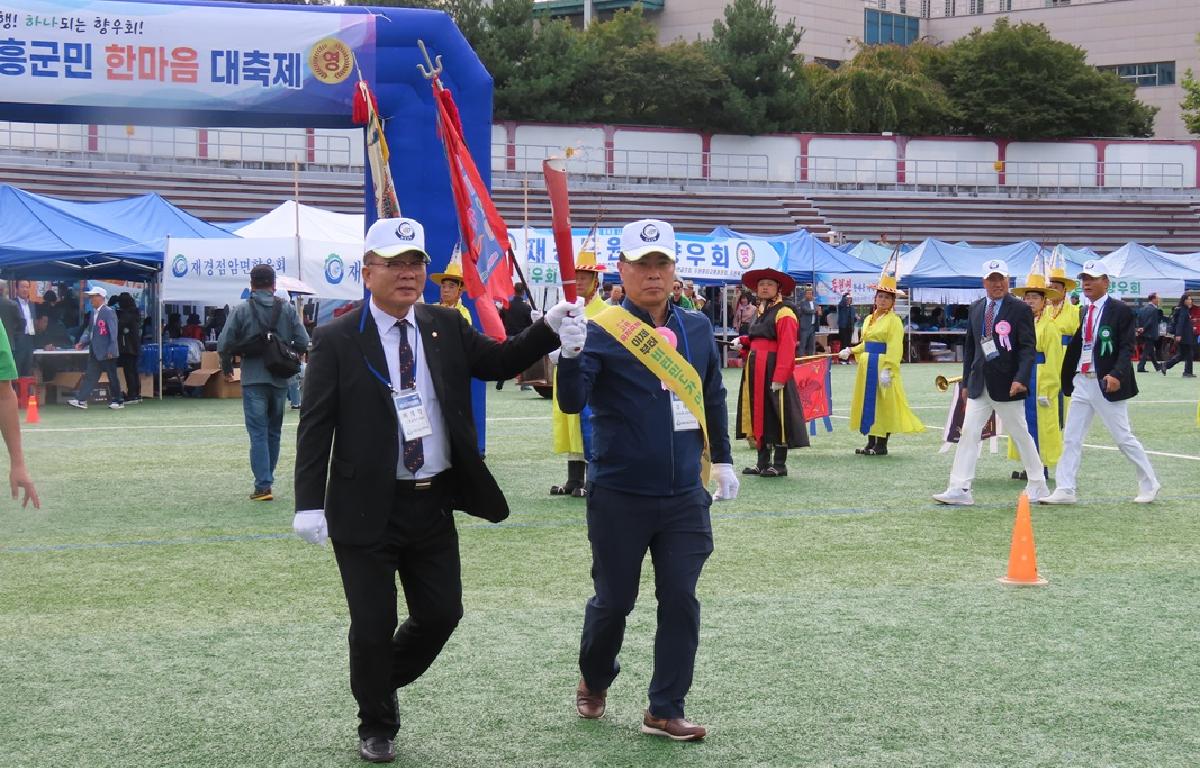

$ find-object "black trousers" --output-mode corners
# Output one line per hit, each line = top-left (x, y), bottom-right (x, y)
(331, 480), (463, 740)
(579, 484), (713, 720)
(838, 326), (853, 350)
(1165, 342), (1195, 376)
(119, 353), (141, 399)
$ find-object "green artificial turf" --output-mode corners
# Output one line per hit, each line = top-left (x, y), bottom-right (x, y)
(2, 364), (1198, 767)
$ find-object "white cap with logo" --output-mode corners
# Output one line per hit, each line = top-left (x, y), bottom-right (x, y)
(1077, 259), (1109, 278)
(84, 286), (107, 298)
(364, 217), (431, 262)
(981, 259), (1010, 278)
(619, 219), (676, 262)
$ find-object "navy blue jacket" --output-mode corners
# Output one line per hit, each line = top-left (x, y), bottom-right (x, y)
(556, 299), (732, 496)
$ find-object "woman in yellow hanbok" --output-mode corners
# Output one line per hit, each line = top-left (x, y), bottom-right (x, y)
(1047, 262), (1080, 428)
(549, 249), (608, 496)
(1008, 273), (1064, 477)
(839, 273), (923, 455)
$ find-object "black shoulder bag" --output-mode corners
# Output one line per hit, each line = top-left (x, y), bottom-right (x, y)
(245, 298), (303, 378)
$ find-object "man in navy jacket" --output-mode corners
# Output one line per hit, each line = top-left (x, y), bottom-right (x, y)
(69, 287), (124, 410)
(557, 218), (738, 742)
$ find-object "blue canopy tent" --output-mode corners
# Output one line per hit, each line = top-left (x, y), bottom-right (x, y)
(839, 239), (912, 265)
(899, 239), (1070, 288)
(707, 227), (879, 282)
(47, 192), (234, 246)
(1102, 242), (1200, 290)
(0, 185), (163, 280)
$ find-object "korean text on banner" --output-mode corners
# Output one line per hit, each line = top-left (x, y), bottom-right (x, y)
(511, 227), (783, 285)
(299, 239), (363, 301)
(164, 237), (299, 306)
(0, 0), (375, 116)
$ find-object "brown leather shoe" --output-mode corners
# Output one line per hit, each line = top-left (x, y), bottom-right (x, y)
(640, 711), (706, 741)
(575, 678), (607, 719)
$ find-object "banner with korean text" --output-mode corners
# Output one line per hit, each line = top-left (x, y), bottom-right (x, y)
(813, 273), (879, 306)
(511, 227), (784, 286)
(0, 0), (374, 115)
(164, 237), (363, 305)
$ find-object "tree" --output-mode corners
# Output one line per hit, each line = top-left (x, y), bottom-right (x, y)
(935, 19), (1156, 139)
(813, 43), (955, 134)
(1183, 69), (1200, 135)
(707, 0), (810, 134)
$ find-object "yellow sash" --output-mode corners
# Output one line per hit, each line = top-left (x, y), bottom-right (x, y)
(592, 306), (711, 484)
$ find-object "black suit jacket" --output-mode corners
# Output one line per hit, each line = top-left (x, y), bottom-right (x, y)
(1061, 296), (1138, 402)
(962, 294), (1036, 402)
(0, 298), (20, 348)
(295, 302), (559, 545)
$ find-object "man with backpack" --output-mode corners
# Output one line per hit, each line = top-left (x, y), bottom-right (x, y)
(218, 263), (310, 501)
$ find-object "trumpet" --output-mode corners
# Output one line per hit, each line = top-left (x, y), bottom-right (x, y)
(935, 375), (962, 392)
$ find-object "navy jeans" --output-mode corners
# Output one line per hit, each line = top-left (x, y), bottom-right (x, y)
(242, 383), (286, 492)
(579, 484), (713, 720)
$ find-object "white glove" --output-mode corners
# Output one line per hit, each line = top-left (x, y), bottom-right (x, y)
(544, 298), (585, 333)
(547, 349), (561, 365)
(838, 347), (852, 361)
(770, 381), (784, 392)
(293, 510), (328, 546)
(712, 463), (739, 501)
(558, 315), (587, 359)
(1037, 396), (1050, 407)
(880, 368), (893, 388)
(729, 338), (743, 353)
(530, 309), (544, 322)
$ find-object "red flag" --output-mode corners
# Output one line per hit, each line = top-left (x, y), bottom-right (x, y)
(792, 357), (831, 421)
(433, 84), (513, 341)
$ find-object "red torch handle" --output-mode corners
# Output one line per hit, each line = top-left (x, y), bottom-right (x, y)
(543, 157), (577, 304)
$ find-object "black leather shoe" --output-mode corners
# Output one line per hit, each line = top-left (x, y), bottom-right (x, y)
(359, 737), (396, 763)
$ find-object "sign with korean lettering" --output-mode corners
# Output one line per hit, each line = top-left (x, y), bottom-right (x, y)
(0, 0), (374, 115)
(814, 273), (878, 305)
(510, 227), (783, 286)
(164, 237), (363, 305)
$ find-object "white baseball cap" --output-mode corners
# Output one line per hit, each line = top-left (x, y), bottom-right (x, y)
(619, 219), (676, 262)
(84, 286), (107, 298)
(1077, 259), (1109, 278)
(981, 259), (1009, 278)
(364, 217), (430, 262)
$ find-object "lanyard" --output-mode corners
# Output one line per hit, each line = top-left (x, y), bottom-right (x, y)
(360, 308), (418, 394)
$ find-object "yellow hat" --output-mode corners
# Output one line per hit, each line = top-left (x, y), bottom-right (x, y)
(575, 248), (607, 273)
(1013, 272), (1063, 302)
(868, 272), (906, 298)
(1047, 266), (1077, 293)
(430, 257), (465, 286)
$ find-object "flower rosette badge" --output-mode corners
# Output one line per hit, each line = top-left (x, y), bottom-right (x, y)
(994, 320), (1012, 351)
(1098, 325), (1114, 355)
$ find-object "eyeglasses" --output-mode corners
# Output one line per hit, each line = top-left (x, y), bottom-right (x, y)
(365, 259), (426, 272)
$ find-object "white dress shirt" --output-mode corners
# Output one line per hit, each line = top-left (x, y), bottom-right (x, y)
(1076, 293), (1108, 373)
(18, 298), (34, 335)
(368, 299), (451, 480)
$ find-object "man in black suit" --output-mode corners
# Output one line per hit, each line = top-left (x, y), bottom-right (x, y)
(1135, 292), (1163, 373)
(934, 259), (1048, 506)
(1040, 261), (1159, 505)
(797, 285), (819, 355)
(293, 216), (581, 763)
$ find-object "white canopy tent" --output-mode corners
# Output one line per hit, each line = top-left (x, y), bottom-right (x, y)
(233, 200), (363, 245)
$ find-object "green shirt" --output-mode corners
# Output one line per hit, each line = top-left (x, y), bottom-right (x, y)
(0, 318), (17, 381)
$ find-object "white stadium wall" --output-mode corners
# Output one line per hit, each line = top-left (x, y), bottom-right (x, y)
(709, 134), (800, 183)
(612, 128), (703, 180)
(1004, 142), (1099, 187)
(1103, 142), (1196, 188)
(906, 139), (998, 187)
(511, 123), (606, 175)
(806, 137), (898, 184)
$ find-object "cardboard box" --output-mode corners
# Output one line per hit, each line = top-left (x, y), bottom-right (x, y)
(184, 366), (241, 398)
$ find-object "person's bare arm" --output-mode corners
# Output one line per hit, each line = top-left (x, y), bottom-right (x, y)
(0, 383), (38, 509)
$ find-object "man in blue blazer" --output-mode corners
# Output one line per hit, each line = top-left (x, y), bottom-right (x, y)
(934, 259), (1047, 506)
(68, 287), (124, 410)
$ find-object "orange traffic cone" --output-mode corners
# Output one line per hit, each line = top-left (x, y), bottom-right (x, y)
(998, 492), (1047, 586)
(25, 391), (39, 425)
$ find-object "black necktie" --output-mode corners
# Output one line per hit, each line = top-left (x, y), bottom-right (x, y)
(397, 319), (424, 473)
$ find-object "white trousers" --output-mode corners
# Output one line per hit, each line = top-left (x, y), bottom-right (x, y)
(949, 390), (1044, 490)
(1055, 373), (1158, 494)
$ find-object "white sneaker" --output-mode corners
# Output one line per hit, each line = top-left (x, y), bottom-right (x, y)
(108, 402), (124, 410)
(933, 488), (975, 506)
(1133, 485), (1161, 504)
(67, 399), (87, 410)
(1038, 488), (1077, 505)
(1025, 482), (1051, 503)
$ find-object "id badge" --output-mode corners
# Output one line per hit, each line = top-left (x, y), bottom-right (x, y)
(981, 337), (999, 361)
(1081, 340), (1094, 358)
(393, 388), (433, 440)
(671, 393), (700, 431)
